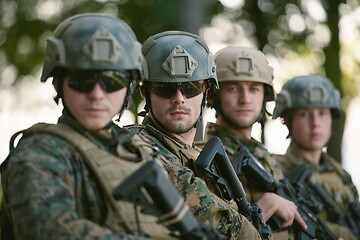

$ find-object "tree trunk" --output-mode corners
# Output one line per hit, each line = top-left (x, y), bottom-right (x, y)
(323, 0), (344, 163)
(179, 0), (205, 34)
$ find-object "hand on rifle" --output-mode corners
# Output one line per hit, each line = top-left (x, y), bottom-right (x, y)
(256, 192), (307, 230)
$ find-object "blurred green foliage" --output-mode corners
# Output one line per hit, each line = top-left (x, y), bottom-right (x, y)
(0, 0), (223, 121)
(1, 0), (359, 161)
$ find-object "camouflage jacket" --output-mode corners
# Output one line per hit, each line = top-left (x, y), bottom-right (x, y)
(201, 122), (284, 203)
(276, 142), (359, 215)
(127, 116), (262, 240)
(275, 142), (360, 240)
(1, 112), (156, 240)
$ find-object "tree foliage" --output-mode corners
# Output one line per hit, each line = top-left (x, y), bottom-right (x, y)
(1, 0), (359, 162)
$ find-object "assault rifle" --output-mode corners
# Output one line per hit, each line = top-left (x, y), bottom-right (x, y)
(195, 137), (271, 240)
(112, 160), (226, 240)
(231, 145), (338, 240)
(289, 163), (360, 239)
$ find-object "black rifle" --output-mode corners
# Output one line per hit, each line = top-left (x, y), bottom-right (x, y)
(195, 137), (271, 240)
(289, 163), (360, 239)
(112, 160), (226, 240)
(231, 145), (338, 240)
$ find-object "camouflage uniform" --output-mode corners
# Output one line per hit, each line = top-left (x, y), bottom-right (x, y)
(200, 123), (295, 239)
(201, 46), (297, 239)
(275, 143), (359, 240)
(272, 74), (359, 240)
(1, 112), (168, 240)
(128, 116), (262, 240)
(204, 122), (284, 202)
(1, 12), (178, 240)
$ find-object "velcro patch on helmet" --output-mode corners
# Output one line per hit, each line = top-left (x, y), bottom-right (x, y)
(303, 82), (329, 104)
(230, 56), (253, 76)
(162, 45), (198, 78)
(83, 27), (123, 64)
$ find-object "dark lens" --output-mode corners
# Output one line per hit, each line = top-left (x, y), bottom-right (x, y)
(150, 81), (204, 99)
(150, 83), (178, 98)
(181, 81), (203, 98)
(66, 70), (131, 93)
(67, 71), (97, 93)
(99, 71), (130, 92)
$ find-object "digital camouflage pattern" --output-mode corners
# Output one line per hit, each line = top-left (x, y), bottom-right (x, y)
(127, 116), (262, 240)
(0, 112), (164, 240)
(201, 122), (284, 202)
(199, 122), (294, 239)
(275, 143), (359, 240)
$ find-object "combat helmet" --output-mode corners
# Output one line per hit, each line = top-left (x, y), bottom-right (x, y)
(214, 46), (274, 101)
(272, 74), (341, 119)
(139, 31), (218, 117)
(142, 31), (217, 85)
(40, 13), (143, 115)
(41, 13), (142, 82)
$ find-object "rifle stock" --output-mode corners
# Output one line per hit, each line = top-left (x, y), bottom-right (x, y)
(195, 137), (271, 240)
(113, 160), (226, 240)
(233, 146), (338, 240)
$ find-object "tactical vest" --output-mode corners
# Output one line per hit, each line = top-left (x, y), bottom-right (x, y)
(7, 123), (175, 239)
(312, 156), (357, 212)
(197, 132), (292, 240)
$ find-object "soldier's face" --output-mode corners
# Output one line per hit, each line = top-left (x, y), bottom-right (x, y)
(148, 82), (204, 136)
(62, 78), (127, 130)
(218, 81), (264, 129)
(290, 108), (332, 151)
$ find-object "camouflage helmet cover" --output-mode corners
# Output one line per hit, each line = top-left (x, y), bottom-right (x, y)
(40, 13), (143, 82)
(141, 31), (218, 87)
(272, 74), (341, 119)
(214, 46), (274, 101)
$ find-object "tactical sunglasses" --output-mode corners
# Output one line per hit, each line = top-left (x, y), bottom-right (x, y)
(150, 81), (205, 99)
(64, 70), (131, 93)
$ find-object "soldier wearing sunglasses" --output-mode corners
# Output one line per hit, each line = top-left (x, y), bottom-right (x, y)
(0, 13), (175, 239)
(127, 31), (261, 239)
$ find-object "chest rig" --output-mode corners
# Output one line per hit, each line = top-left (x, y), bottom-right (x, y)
(12, 123), (174, 239)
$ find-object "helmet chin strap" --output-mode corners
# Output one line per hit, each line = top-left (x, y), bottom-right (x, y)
(115, 82), (132, 122)
(194, 90), (208, 128)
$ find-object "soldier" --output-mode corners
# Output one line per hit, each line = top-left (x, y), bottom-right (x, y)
(272, 74), (359, 240)
(199, 46), (307, 239)
(0, 13), (177, 240)
(128, 31), (261, 239)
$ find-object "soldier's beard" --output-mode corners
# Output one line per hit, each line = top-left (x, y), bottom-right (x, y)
(150, 109), (199, 136)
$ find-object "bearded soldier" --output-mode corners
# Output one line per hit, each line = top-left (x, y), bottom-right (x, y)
(128, 31), (262, 240)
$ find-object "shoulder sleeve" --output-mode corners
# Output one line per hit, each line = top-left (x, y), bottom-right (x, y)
(1, 134), (142, 240)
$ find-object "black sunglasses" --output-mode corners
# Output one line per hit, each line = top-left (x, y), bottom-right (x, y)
(149, 81), (204, 99)
(64, 70), (132, 93)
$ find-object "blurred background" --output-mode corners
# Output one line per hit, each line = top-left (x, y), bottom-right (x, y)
(1, 0), (360, 191)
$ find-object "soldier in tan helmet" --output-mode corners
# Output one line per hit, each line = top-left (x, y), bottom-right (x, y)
(273, 74), (360, 240)
(196, 46), (307, 239)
